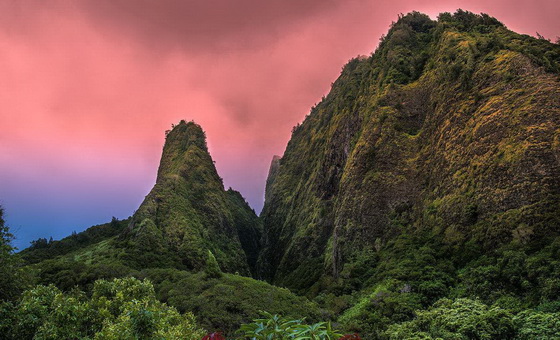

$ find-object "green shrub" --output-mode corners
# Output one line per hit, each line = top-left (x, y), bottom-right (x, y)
(385, 298), (516, 339)
(514, 309), (560, 340)
(237, 312), (342, 339)
(0, 277), (205, 340)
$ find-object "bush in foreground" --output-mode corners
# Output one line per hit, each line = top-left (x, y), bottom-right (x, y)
(237, 312), (342, 339)
(0, 277), (205, 339)
(384, 298), (560, 340)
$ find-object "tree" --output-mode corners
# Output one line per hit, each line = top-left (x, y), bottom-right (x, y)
(536, 32), (550, 41)
(514, 309), (560, 339)
(385, 298), (516, 339)
(0, 206), (26, 301)
(0, 277), (205, 339)
(204, 250), (222, 279)
(29, 237), (49, 249)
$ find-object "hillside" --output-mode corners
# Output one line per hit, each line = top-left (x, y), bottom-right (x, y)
(23, 121), (263, 275)
(257, 10), (560, 335)
(122, 121), (262, 275)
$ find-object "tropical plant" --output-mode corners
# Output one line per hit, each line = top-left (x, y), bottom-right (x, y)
(384, 298), (516, 339)
(237, 312), (342, 339)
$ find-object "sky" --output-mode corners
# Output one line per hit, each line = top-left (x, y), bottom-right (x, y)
(1, 0), (558, 250)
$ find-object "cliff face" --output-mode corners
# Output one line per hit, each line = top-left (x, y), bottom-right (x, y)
(265, 155), (281, 203)
(258, 11), (560, 293)
(129, 121), (262, 275)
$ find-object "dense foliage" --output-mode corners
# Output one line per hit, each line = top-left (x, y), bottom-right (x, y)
(0, 277), (205, 339)
(20, 237), (326, 334)
(21, 217), (128, 264)
(143, 269), (325, 334)
(260, 9), (560, 294)
(385, 298), (560, 339)
(256, 9), (560, 337)
(2, 206), (325, 337)
(124, 121), (262, 275)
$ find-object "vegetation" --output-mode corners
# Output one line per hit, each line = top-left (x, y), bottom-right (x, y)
(237, 312), (342, 339)
(21, 246), (325, 334)
(143, 269), (325, 334)
(385, 298), (560, 339)
(0, 206), (28, 301)
(3, 9), (560, 340)
(123, 120), (262, 275)
(258, 9), (560, 337)
(0, 277), (205, 339)
(21, 217), (128, 265)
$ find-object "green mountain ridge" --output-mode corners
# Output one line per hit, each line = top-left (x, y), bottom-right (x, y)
(258, 11), (560, 296)
(13, 10), (560, 339)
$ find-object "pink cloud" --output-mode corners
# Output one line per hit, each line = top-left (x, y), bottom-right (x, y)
(0, 0), (558, 248)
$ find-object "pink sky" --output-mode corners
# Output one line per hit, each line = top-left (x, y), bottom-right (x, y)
(1, 0), (558, 249)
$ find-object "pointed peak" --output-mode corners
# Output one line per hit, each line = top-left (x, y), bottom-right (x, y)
(164, 120), (208, 153)
(154, 120), (216, 183)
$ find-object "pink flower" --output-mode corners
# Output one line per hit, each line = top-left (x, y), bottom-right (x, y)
(202, 332), (226, 340)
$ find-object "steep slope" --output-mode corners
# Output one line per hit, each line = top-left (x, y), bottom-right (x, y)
(258, 10), (560, 297)
(21, 217), (129, 265)
(22, 121), (264, 278)
(120, 121), (261, 275)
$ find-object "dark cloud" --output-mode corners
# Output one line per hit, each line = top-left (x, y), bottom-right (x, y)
(74, 0), (342, 52)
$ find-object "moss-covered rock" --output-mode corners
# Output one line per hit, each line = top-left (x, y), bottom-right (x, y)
(126, 121), (262, 275)
(258, 10), (560, 298)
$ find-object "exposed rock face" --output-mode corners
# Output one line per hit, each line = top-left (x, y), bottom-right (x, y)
(265, 155), (281, 203)
(130, 121), (262, 275)
(258, 12), (560, 293)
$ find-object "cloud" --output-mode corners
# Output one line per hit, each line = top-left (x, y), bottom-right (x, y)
(1, 0), (559, 250)
(73, 0), (345, 53)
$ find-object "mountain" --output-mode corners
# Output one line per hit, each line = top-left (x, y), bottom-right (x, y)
(123, 121), (262, 275)
(15, 10), (560, 339)
(19, 121), (324, 333)
(258, 10), (560, 300)
(23, 121), (262, 276)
